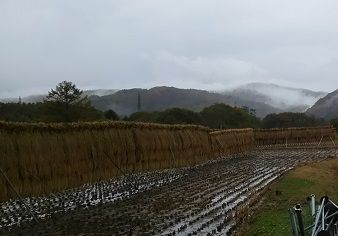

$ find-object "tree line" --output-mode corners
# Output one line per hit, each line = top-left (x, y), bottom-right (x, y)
(0, 81), (331, 129)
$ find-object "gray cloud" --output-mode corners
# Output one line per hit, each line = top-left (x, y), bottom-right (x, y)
(144, 51), (271, 90)
(1, 0), (338, 97)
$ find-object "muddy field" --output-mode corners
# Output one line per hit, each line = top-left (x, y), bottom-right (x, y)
(1, 148), (337, 235)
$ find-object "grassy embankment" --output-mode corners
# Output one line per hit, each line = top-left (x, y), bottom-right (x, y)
(238, 157), (338, 236)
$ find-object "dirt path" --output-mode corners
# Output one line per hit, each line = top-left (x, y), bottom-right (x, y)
(1, 148), (337, 235)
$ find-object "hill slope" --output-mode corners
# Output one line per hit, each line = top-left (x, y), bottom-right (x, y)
(306, 90), (338, 120)
(89, 86), (281, 118)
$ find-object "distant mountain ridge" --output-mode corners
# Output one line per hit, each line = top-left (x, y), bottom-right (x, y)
(0, 89), (118, 103)
(223, 83), (326, 112)
(89, 86), (282, 118)
(0, 83), (327, 118)
(306, 90), (338, 120)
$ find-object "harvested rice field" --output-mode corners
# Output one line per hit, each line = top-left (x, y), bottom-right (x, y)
(1, 147), (336, 235)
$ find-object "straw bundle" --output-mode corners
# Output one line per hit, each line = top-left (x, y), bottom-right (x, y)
(209, 128), (254, 156)
(254, 126), (336, 145)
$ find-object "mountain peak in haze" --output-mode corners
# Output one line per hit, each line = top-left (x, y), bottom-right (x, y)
(224, 82), (326, 112)
(306, 89), (338, 120)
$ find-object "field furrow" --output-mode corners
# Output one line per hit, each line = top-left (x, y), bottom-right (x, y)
(1, 148), (337, 235)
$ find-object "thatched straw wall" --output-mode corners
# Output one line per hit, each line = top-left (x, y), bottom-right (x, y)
(254, 126), (336, 145)
(2, 121), (332, 202)
(209, 128), (254, 156)
(0, 121), (219, 201)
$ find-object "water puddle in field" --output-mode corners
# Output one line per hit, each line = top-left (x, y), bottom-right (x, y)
(161, 167), (285, 236)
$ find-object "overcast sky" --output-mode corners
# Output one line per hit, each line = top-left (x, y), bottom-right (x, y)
(1, 0), (338, 98)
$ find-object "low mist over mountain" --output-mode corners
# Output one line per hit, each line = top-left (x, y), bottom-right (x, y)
(0, 94), (46, 103)
(223, 83), (326, 112)
(0, 89), (117, 103)
(306, 90), (338, 120)
(83, 89), (118, 97)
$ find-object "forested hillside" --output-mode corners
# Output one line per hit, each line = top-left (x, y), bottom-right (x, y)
(89, 86), (280, 118)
